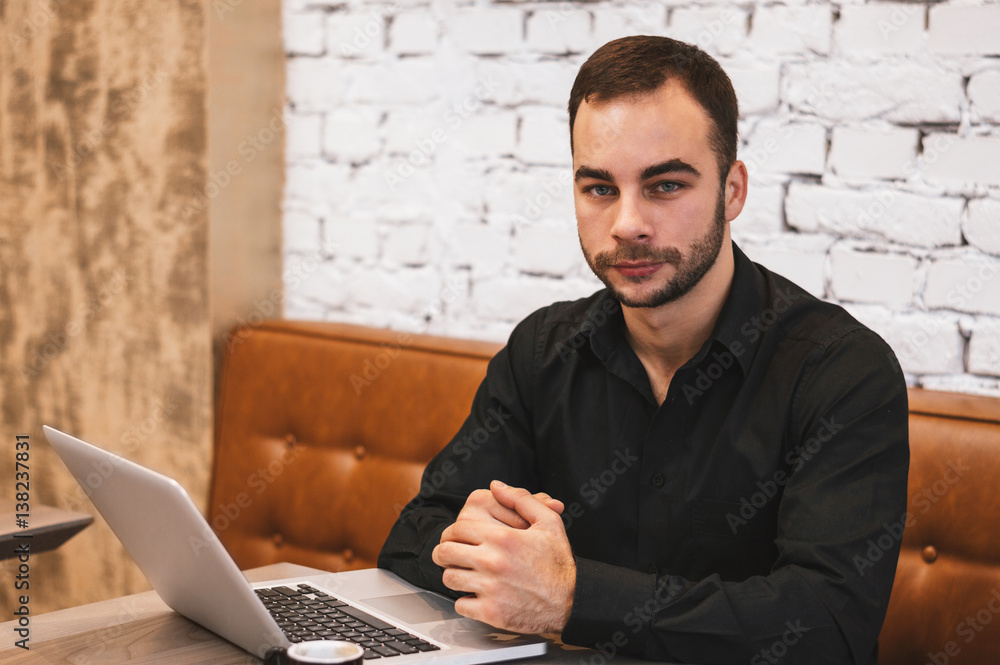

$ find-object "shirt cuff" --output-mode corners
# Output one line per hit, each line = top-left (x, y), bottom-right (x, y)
(561, 556), (656, 651)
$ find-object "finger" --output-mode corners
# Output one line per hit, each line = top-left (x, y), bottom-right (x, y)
(440, 519), (492, 546)
(440, 566), (482, 595)
(432, 539), (478, 569)
(536, 494), (565, 514)
(458, 488), (531, 529)
(492, 481), (562, 527)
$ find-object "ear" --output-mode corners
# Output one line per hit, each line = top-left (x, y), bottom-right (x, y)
(723, 160), (749, 223)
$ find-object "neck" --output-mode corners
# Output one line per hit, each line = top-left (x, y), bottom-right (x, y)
(622, 242), (735, 377)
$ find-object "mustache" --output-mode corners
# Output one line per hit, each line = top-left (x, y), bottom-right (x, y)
(591, 245), (682, 270)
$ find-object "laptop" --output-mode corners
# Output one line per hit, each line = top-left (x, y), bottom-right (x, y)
(43, 426), (547, 665)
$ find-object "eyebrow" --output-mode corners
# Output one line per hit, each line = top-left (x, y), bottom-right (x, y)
(574, 158), (702, 183)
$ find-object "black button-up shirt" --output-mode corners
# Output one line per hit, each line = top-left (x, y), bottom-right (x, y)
(378, 243), (909, 665)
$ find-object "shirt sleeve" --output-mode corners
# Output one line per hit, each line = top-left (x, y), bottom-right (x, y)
(561, 328), (909, 665)
(377, 310), (543, 597)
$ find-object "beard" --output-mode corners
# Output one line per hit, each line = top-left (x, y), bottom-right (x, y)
(581, 188), (727, 309)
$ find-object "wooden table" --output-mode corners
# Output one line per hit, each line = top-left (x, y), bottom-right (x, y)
(0, 505), (93, 559)
(0, 563), (633, 665)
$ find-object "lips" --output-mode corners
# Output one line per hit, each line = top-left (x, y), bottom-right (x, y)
(612, 262), (664, 278)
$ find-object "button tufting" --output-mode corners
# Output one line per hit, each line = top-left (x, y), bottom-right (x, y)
(284, 433), (296, 448)
(354, 444), (366, 460)
(343, 548), (355, 562)
(922, 545), (937, 563)
(273, 533), (285, 548)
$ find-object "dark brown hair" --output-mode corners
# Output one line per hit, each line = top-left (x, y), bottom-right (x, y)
(568, 36), (739, 182)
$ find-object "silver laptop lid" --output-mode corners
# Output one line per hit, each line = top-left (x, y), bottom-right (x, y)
(43, 426), (289, 659)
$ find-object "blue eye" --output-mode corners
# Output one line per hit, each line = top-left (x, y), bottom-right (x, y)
(655, 181), (680, 193)
(590, 185), (612, 197)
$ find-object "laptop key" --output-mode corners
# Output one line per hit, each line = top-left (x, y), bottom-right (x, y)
(338, 606), (395, 631)
(415, 644), (440, 652)
(384, 641), (419, 655)
(371, 646), (402, 658)
(363, 652), (382, 660)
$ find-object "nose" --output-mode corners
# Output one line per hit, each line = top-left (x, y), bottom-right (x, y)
(609, 191), (654, 244)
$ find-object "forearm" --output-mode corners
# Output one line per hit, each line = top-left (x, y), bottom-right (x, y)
(563, 560), (864, 664)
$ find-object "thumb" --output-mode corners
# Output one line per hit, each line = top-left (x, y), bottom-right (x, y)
(491, 480), (560, 528)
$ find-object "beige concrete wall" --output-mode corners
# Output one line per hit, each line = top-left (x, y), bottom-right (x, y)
(0, 0), (283, 615)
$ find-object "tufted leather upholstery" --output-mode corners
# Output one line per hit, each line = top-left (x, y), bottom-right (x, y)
(210, 320), (1000, 663)
(878, 390), (1000, 665)
(209, 320), (500, 572)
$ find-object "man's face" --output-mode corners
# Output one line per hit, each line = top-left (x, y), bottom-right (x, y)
(573, 82), (733, 309)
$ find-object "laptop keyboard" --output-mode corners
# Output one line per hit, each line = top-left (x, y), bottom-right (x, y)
(257, 583), (442, 659)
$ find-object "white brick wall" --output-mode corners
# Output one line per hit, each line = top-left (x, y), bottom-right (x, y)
(283, 0), (1000, 397)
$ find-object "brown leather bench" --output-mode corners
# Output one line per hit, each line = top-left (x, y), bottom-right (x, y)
(209, 320), (1000, 664)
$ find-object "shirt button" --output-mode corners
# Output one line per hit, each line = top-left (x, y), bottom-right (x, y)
(647, 564), (658, 575)
(651, 473), (664, 488)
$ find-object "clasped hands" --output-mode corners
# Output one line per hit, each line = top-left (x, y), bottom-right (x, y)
(431, 480), (576, 634)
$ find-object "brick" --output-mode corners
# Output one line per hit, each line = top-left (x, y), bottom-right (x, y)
(455, 112), (518, 159)
(447, 223), (510, 273)
(784, 61), (962, 124)
(486, 167), (576, 230)
(668, 7), (748, 56)
(828, 126), (918, 180)
(473, 276), (574, 322)
(923, 134), (1000, 188)
(449, 8), (524, 55)
(285, 112), (322, 160)
(324, 215), (379, 260)
(518, 107), (571, 167)
(514, 223), (583, 277)
(352, 162), (439, 222)
(389, 11), (437, 55)
(743, 120), (826, 176)
(969, 70), (1000, 123)
(383, 224), (431, 265)
(785, 183), (962, 248)
(328, 10), (386, 58)
(285, 161), (350, 215)
(284, 12), (326, 56)
(284, 210), (322, 255)
(513, 60), (578, 107)
(924, 256), (1000, 316)
(344, 60), (440, 105)
(286, 57), (342, 111)
(741, 234), (834, 298)
(834, 4), (925, 55)
(747, 5), (832, 55)
(930, 5), (1000, 55)
(347, 267), (443, 315)
(323, 108), (382, 162)
(732, 182), (784, 236)
(724, 63), (780, 115)
(847, 305), (964, 375)
(592, 5), (668, 46)
(968, 319), (1000, 377)
(829, 244), (916, 307)
(965, 199), (1000, 257)
(288, 259), (349, 311)
(920, 375), (1000, 397)
(526, 8), (591, 53)
(383, 111), (443, 155)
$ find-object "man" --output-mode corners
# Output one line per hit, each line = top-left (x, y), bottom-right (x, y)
(378, 36), (909, 664)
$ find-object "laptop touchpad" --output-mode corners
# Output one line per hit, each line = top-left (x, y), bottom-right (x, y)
(362, 592), (458, 624)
